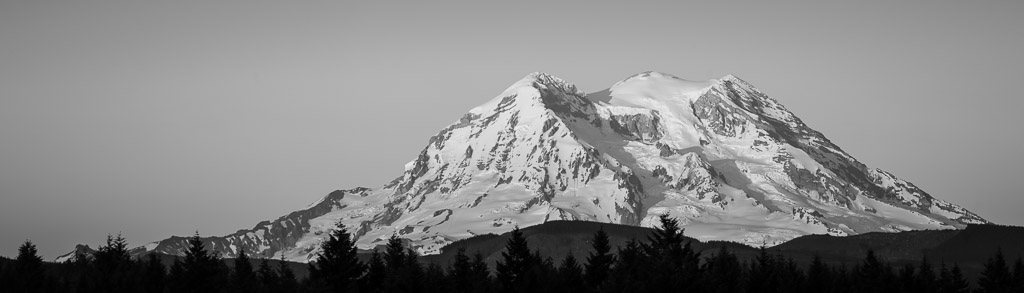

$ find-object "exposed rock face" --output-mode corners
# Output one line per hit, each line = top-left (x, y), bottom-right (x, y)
(113, 71), (983, 262)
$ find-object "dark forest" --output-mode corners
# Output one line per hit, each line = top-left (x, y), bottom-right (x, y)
(2, 216), (1022, 293)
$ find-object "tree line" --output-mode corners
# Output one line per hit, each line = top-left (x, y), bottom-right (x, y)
(2, 215), (1023, 292)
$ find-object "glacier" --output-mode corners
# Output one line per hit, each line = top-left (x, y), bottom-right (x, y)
(119, 71), (986, 262)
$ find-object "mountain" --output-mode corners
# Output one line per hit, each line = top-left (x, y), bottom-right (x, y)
(77, 71), (985, 263)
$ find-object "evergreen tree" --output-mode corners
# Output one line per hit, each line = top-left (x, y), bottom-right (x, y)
(277, 257), (298, 293)
(854, 250), (887, 293)
(13, 240), (47, 292)
(556, 254), (585, 292)
(703, 245), (743, 293)
(911, 256), (936, 293)
(449, 248), (476, 292)
(380, 235), (425, 293)
(747, 246), (779, 293)
(606, 239), (650, 292)
(778, 255), (806, 293)
(229, 249), (257, 293)
(831, 265), (853, 293)
(937, 263), (970, 293)
(1013, 257), (1024, 292)
(898, 263), (916, 293)
(978, 248), (1014, 293)
(256, 258), (279, 293)
(93, 233), (134, 292)
(167, 258), (186, 292)
(307, 221), (364, 292)
(361, 250), (386, 293)
(422, 263), (448, 293)
(469, 252), (493, 292)
(805, 254), (832, 293)
(140, 253), (166, 293)
(171, 232), (227, 293)
(643, 214), (696, 291)
(584, 228), (614, 290)
(496, 226), (538, 293)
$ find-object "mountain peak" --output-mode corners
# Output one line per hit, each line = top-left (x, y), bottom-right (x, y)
(118, 71), (985, 262)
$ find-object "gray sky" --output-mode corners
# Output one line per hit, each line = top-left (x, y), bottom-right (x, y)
(1, 0), (1022, 258)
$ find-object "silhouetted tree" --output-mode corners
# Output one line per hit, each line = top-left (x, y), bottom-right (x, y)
(381, 235), (425, 293)
(422, 263), (448, 293)
(469, 252), (493, 292)
(898, 263), (916, 293)
(703, 245), (743, 293)
(139, 253), (165, 293)
(496, 226), (541, 293)
(913, 256), (936, 293)
(228, 249), (257, 293)
(643, 214), (699, 291)
(1013, 257), (1024, 292)
(256, 258), (278, 293)
(805, 254), (832, 293)
(584, 228), (614, 291)
(556, 253), (585, 292)
(361, 250), (386, 292)
(277, 256), (298, 293)
(832, 265), (853, 293)
(606, 239), (649, 292)
(854, 250), (890, 293)
(937, 263), (970, 293)
(748, 246), (779, 293)
(12, 240), (47, 292)
(307, 221), (364, 292)
(978, 248), (1014, 293)
(449, 247), (476, 292)
(168, 232), (227, 293)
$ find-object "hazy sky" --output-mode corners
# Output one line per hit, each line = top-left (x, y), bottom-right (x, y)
(1, 0), (1022, 258)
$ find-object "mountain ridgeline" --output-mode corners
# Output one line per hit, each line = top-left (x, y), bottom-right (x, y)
(72, 71), (985, 263)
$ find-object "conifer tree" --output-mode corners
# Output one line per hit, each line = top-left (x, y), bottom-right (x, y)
(938, 263), (970, 293)
(914, 256), (936, 293)
(557, 254), (585, 292)
(167, 258), (186, 292)
(13, 240), (46, 292)
(140, 253), (166, 293)
(855, 250), (887, 293)
(898, 263), (916, 293)
(703, 245), (743, 293)
(256, 258), (279, 293)
(1013, 257), (1024, 292)
(308, 221), (364, 292)
(277, 256), (298, 293)
(804, 255), (831, 293)
(229, 249), (257, 293)
(449, 247), (475, 292)
(747, 246), (778, 293)
(360, 250), (386, 292)
(172, 232), (228, 293)
(469, 252), (493, 292)
(584, 227), (614, 290)
(92, 233), (134, 292)
(607, 239), (649, 292)
(380, 235), (425, 293)
(496, 226), (538, 293)
(422, 263), (448, 293)
(978, 248), (1014, 293)
(644, 214), (694, 291)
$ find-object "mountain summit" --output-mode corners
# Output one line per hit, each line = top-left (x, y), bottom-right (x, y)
(121, 72), (986, 262)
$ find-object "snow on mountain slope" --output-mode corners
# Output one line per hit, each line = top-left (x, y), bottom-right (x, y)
(114, 71), (985, 262)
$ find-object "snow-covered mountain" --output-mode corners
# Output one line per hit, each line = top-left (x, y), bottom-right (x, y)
(100, 72), (985, 263)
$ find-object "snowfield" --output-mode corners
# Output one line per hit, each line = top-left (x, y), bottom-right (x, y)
(123, 71), (985, 262)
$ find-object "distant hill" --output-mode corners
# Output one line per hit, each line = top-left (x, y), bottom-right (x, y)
(418, 220), (1022, 282)
(31, 221), (1023, 284)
